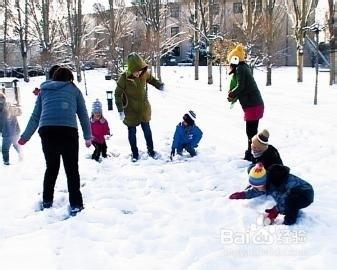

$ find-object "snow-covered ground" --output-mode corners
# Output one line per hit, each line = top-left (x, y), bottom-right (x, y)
(0, 66), (336, 269)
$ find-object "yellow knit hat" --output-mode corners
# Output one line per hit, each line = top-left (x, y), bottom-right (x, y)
(227, 44), (246, 64)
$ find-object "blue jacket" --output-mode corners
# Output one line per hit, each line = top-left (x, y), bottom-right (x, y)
(21, 81), (91, 140)
(172, 122), (203, 150)
(0, 107), (20, 138)
(245, 166), (314, 214)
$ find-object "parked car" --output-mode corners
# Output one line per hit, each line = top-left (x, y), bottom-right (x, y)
(161, 54), (177, 66)
(178, 57), (194, 66)
(81, 61), (96, 70)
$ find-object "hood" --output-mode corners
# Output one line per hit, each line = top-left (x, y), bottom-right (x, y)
(266, 164), (290, 190)
(126, 53), (148, 77)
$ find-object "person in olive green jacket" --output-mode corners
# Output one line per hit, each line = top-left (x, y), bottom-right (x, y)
(115, 52), (164, 162)
(227, 44), (264, 161)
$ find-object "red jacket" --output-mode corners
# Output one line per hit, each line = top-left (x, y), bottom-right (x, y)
(90, 117), (110, 144)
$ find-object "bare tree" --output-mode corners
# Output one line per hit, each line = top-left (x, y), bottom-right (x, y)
(207, 0), (213, 85)
(285, 0), (318, 82)
(232, 0), (264, 55)
(27, 0), (60, 69)
(1, 0), (14, 69)
(327, 0), (335, 85)
(64, 0), (83, 82)
(132, 0), (163, 80)
(14, 0), (30, 82)
(93, 0), (133, 79)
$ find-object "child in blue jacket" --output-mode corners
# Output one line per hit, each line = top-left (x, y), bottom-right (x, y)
(229, 163), (314, 225)
(170, 110), (203, 159)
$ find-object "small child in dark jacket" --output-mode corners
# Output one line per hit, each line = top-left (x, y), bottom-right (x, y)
(170, 110), (203, 159)
(229, 163), (314, 225)
(0, 93), (22, 165)
(249, 129), (283, 171)
(90, 99), (110, 161)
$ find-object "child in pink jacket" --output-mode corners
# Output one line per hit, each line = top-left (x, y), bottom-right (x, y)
(90, 99), (110, 161)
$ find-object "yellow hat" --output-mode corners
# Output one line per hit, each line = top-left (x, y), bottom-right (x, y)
(227, 44), (246, 64)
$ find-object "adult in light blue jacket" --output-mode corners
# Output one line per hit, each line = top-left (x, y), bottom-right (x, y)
(170, 110), (203, 158)
(19, 67), (91, 216)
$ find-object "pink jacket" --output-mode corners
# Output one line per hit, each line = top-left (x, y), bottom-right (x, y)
(90, 117), (110, 144)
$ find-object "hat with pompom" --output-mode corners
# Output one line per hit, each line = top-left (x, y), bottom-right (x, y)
(183, 110), (196, 126)
(252, 129), (269, 151)
(92, 99), (102, 114)
(227, 44), (246, 65)
(249, 163), (267, 187)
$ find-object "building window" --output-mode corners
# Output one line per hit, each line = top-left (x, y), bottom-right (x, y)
(233, 2), (243, 14)
(212, 4), (219, 15)
(172, 46), (180, 57)
(171, 26), (179, 37)
(170, 4), (180, 19)
(211, 24), (220, 35)
(251, 0), (262, 13)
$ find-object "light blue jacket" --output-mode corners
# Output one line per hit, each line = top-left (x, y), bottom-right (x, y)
(172, 122), (203, 150)
(21, 81), (91, 140)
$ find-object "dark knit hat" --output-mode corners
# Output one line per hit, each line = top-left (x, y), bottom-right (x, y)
(92, 99), (102, 114)
(249, 163), (267, 187)
(183, 110), (196, 125)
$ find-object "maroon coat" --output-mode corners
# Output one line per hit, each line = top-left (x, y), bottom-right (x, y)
(90, 117), (110, 144)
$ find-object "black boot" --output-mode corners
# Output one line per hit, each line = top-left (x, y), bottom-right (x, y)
(244, 139), (253, 161)
(244, 150), (253, 161)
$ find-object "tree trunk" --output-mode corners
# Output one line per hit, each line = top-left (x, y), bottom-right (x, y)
(194, 0), (199, 80)
(155, 0), (161, 81)
(3, 0), (8, 67)
(330, 41), (335, 85)
(207, 0), (213, 85)
(328, 0), (335, 85)
(297, 46), (304, 82)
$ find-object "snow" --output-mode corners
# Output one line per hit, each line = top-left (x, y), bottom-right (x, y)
(1, 66), (337, 269)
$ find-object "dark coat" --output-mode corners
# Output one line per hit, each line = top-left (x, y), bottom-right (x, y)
(251, 145), (283, 170)
(245, 165), (314, 214)
(230, 62), (264, 109)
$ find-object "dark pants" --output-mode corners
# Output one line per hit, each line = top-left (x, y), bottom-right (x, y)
(284, 187), (314, 225)
(127, 122), (153, 158)
(245, 120), (259, 160)
(92, 141), (107, 161)
(2, 135), (20, 163)
(177, 144), (196, 157)
(39, 126), (83, 208)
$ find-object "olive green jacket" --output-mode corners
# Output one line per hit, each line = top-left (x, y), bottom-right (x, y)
(115, 53), (163, 126)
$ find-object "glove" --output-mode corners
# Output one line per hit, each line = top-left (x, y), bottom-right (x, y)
(32, 87), (40, 96)
(229, 191), (246, 200)
(18, 138), (27, 145)
(263, 206), (279, 225)
(158, 83), (164, 91)
(227, 91), (236, 102)
(228, 91), (236, 98)
(85, 139), (92, 148)
(170, 148), (176, 160)
(119, 111), (125, 121)
(104, 134), (112, 140)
